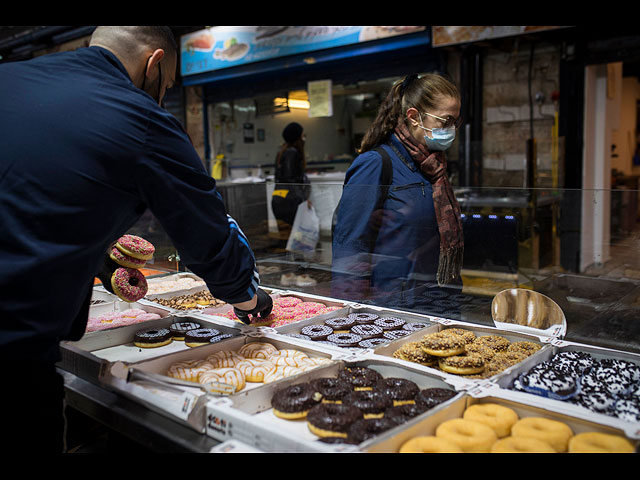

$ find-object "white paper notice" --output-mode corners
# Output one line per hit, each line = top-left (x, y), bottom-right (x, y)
(307, 79), (333, 118)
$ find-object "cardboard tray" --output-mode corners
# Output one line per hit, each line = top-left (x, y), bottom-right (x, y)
(371, 318), (553, 390)
(363, 393), (639, 453)
(105, 334), (340, 434)
(203, 356), (463, 452)
(486, 338), (640, 439)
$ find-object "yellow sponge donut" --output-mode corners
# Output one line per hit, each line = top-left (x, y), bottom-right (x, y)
(511, 417), (573, 453)
(399, 436), (464, 453)
(491, 436), (556, 453)
(568, 432), (635, 453)
(435, 418), (498, 453)
(463, 403), (519, 438)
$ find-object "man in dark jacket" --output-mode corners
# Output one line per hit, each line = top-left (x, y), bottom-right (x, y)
(0, 26), (271, 452)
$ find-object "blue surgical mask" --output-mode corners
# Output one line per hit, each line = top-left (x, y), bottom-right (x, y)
(417, 113), (456, 151)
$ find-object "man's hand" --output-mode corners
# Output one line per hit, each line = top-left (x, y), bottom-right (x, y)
(233, 289), (273, 325)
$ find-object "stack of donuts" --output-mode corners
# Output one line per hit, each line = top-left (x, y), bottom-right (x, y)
(289, 311), (429, 350)
(214, 296), (342, 327)
(107, 234), (155, 302)
(270, 365), (458, 445)
(165, 342), (330, 393)
(399, 402), (635, 453)
(393, 327), (541, 378)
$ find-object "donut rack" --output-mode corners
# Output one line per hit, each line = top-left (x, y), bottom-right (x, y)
(59, 283), (640, 453)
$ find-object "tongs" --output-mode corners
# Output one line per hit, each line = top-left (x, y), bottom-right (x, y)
(127, 368), (236, 396)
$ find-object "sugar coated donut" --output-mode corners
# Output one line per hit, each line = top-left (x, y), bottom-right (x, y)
(490, 436), (556, 453)
(111, 267), (148, 302)
(420, 332), (467, 357)
(115, 234), (155, 260)
(199, 367), (245, 392)
(306, 403), (363, 438)
(511, 417), (573, 452)
(438, 354), (485, 375)
(109, 246), (147, 269)
(271, 383), (322, 419)
(435, 418), (498, 453)
(463, 403), (519, 438)
(568, 432), (634, 453)
(133, 327), (172, 348)
(399, 436), (464, 453)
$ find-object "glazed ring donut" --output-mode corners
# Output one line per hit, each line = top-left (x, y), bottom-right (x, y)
(490, 436), (556, 453)
(109, 246), (147, 269)
(568, 432), (635, 453)
(420, 332), (467, 357)
(238, 342), (279, 359)
(115, 234), (155, 260)
(399, 436), (464, 453)
(438, 354), (485, 375)
(235, 359), (276, 382)
(166, 359), (214, 382)
(511, 417), (574, 452)
(435, 418), (498, 453)
(441, 328), (476, 344)
(272, 383), (322, 419)
(463, 403), (519, 438)
(199, 367), (245, 392)
(133, 327), (172, 348)
(111, 267), (148, 302)
(206, 350), (244, 368)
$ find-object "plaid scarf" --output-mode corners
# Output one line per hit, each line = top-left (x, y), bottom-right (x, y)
(394, 122), (464, 285)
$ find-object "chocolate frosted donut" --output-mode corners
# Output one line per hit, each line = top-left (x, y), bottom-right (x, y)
(348, 312), (379, 324)
(347, 417), (397, 444)
(403, 322), (428, 332)
(383, 330), (410, 341)
(210, 333), (234, 344)
(338, 366), (383, 390)
(184, 327), (221, 347)
(384, 403), (428, 425)
(133, 327), (172, 348)
(169, 321), (201, 340)
(350, 324), (383, 340)
(311, 377), (352, 403)
(342, 389), (393, 417)
(374, 316), (406, 331)
(415, 387), (457, 409)
(324, 316), (356, 332)
(307, 403), (363, 437)
(301, 324), (333, 341)
(327, 332), (362, 348)
(375, 377), (420, 405)
(272, 383), (321, 419)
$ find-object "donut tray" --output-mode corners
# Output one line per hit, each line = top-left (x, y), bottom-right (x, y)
(203, 356), (464, 453)
(372, 319), (553, 390)
(362, 393), (639, 453)
(274, 304), (436, 353)
(59, 306), (239, 385)
(105, 334), (339, 434)
(486, 339), (640, 439)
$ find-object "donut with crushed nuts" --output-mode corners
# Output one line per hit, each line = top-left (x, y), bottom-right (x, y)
(438, 353), (485, 375)
(420, 331), (467, 357)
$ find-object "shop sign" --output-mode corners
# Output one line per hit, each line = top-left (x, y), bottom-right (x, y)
(180, 26), (426, 76)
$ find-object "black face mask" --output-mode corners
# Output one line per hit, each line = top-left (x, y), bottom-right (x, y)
(140, 56), (164, 107)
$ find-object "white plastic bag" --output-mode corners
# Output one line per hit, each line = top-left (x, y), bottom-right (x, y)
(286, 201), (320, 256)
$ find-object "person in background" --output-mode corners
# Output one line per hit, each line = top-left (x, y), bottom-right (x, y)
(332, 73), (464, 308)
(271, 122), (314, 286)
(0, 26), (272, 453)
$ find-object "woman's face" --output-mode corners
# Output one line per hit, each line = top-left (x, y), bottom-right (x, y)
(407, 96), (461, 145)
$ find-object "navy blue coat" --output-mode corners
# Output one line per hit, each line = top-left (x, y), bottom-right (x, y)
(0, 47), (258, 361)
(332, 134), (440, 308)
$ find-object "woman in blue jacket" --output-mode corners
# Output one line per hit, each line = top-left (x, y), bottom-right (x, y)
(332, 73), (464, 308)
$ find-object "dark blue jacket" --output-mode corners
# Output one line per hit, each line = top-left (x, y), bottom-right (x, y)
(332, 134), (440, 308)
(0, 47), (258, 361)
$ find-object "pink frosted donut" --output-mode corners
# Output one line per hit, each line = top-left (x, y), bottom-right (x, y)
(111, 267), (148, 302)
(115, 234), (155, 260)
(275, 296), (303, 308)
(297, 302), (326, 314)
(109, 246), (147, 268)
